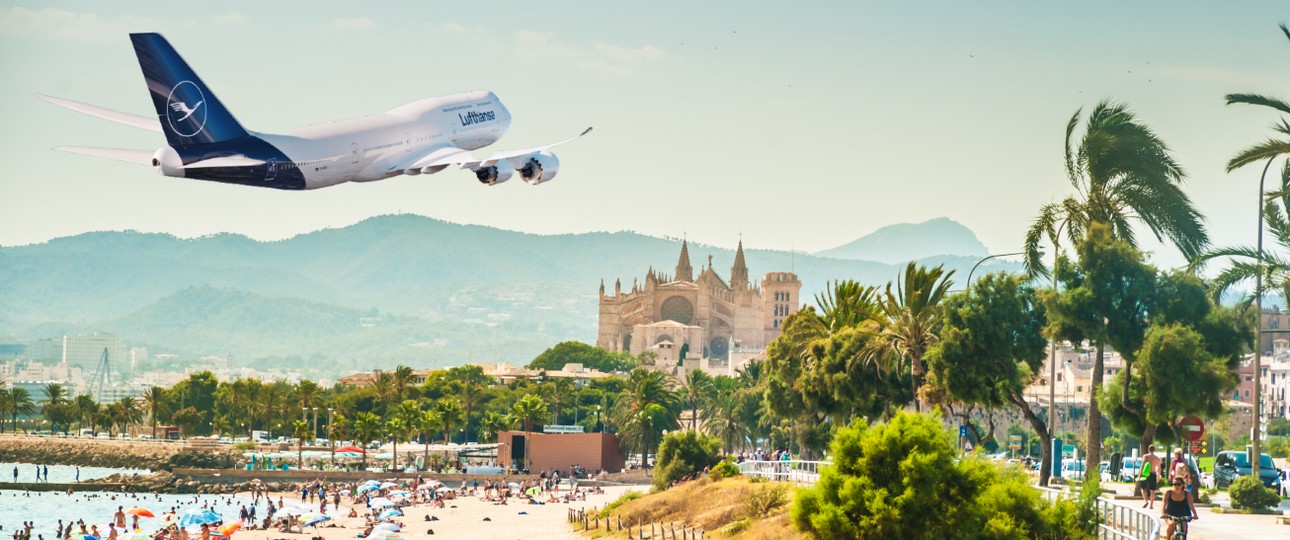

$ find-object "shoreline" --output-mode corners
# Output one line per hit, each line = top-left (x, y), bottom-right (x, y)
(0, 435), (235, 471)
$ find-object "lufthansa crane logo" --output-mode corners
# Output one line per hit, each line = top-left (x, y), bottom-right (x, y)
(165, 80), (207, 138)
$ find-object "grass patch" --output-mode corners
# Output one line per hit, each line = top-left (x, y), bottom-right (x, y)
(588, 477), (808, 539)
(599, 490), (644, 518)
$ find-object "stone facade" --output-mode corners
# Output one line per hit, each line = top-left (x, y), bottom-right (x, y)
(597, 240), (801, 362)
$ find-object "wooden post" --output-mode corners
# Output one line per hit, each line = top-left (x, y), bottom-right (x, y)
(617, 515), (622, 531)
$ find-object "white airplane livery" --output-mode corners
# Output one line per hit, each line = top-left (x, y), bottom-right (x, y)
(39, 33), (591, 190)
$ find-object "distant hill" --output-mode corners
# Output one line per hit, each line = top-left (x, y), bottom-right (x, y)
(814, 217), (989, 263)
(0, 214), (1015, 372)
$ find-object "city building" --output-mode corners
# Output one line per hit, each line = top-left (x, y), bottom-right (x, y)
(596, 239), (801, 365)
(495, 430), (625, 474)
(62, 332), (129, 379)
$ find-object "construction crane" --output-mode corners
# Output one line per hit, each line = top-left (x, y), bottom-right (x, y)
(92, 347), (111, 402)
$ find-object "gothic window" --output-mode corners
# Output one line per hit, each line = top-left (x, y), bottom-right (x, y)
(660, 296), (695, 325)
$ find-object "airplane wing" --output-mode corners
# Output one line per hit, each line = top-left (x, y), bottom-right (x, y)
(55, 146), (153, 165)
(399, 127), (593, 173)
(36, 93), (162, 133)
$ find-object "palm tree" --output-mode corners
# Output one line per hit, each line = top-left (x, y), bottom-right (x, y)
(74, 394), (98, 434)
(372, 370), (397, 415)
(418, 408), (442, 471)
(1024, 102), (1208, 277)
(41, 384), (69, 433)
(682, 370), (714, 431)
(111, 397), (143, 436)
(612, 369), (679, 467)
(0, 388), (8, 433)
(436, 398), (464, 445)
(703, 376), (752, 453)
(1193, 165), (1290, 304)
(141, 386), (168, 439)
(352, 412), (382, 470)
(879, 262), (954, 412)
(1024, 101), (1208, 476)
(478, 411), (513, 444)
(293, 420), (314, 469)
(540, 379), (573, 424)
(511, 394), (548, 471)
(6, 387), (36, 432)
(392, 365), (416, 401)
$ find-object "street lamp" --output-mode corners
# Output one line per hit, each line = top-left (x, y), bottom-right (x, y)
(311, 407), (319, 441)
(1251, 156), (1276, 481)
(328, 407), (335, 466)
(595, 405), (602, 434)
(964, 251), (1026, 290)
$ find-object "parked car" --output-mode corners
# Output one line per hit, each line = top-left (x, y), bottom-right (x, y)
(1213, 450), (1282, 491)
(1061, 459), (1086, 480)
(1099, 461), (1113, 483)
(1119, 457), (1142, 482)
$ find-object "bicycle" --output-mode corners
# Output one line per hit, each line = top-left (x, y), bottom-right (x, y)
(1162, 514), (1191, 540)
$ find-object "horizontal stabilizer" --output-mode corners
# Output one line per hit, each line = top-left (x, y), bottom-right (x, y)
(36, 94), (161, 133)
(54, 146), (153, 165)
(185, 155), (266, 168)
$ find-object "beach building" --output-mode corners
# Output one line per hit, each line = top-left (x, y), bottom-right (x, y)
(496, 429), (625, 474)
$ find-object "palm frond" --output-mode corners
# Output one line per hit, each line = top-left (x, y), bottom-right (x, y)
(1225, 93), (1290, 116)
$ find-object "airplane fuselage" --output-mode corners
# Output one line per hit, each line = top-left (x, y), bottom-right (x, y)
(170, 91), (512, 189)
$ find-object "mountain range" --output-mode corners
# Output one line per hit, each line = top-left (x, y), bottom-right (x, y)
(0, 214), (1011, 374)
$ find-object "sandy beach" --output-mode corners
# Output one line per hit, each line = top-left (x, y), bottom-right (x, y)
(220, 484), (634, 540)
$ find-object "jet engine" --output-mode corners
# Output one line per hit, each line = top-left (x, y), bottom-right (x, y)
(475, 165), (513, 185)
(516, 151), (560, 185)
(151, 147), (185, 177)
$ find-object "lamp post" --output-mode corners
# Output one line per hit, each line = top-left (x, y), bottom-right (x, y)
(311, 407), (319, 441)
(595, 405), (602, 434)
(327, 407), (335, 466)
(1252, 156), (1276, 480)
(964, 251), (1026, 290)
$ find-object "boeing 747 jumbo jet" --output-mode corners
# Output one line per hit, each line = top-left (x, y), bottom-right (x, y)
(38, 33), (591, 190)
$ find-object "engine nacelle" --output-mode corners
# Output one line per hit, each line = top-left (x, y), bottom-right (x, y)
(517, 151), (560, 185)
(475, 165), (513, 186)
(151, 147), (185, 178)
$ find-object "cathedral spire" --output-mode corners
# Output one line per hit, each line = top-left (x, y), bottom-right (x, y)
(731, 239), (749, 290)
(675, 238), (694, 282)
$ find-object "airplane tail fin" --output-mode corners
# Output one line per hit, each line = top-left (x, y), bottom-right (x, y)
(130, 33), (248, 147)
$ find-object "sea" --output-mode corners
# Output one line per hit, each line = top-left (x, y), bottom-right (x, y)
(1, 463), (255, 533)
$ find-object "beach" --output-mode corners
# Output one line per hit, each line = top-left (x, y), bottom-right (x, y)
(3, 481), (635, 540)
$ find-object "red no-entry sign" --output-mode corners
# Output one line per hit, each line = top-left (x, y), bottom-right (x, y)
(1179, 415), (1205, 442)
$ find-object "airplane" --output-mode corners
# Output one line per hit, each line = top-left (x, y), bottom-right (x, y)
(38, 33), (591, 190)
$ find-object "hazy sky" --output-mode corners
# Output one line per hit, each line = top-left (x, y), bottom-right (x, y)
(1, 1), (1287, 270)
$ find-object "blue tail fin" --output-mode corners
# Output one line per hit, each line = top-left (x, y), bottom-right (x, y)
(130, 33), (248, 147)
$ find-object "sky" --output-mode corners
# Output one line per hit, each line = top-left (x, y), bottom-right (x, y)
(1, 1), (1288, 270)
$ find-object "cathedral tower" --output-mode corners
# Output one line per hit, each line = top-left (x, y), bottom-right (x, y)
(675, 239), (694, 282)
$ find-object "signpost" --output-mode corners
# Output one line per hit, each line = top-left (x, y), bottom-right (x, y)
(1179, 415), (1205, 442)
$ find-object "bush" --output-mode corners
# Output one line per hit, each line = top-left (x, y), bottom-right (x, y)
(709, 460), (741, 480)
(744, 483), (789, 517)
(652, 431), (722, 491)
(791, 411), (1092, 540)
(599, 490), (643, 517)
(232, 441), (256, 451)
(1229, 476), (1279, 511)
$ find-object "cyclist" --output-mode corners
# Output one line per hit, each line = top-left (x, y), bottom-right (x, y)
(1161, 475), (1198, 538)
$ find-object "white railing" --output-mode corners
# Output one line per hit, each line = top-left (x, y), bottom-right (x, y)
(736, 460), (827, 485)
(1033, 486), (1162, 540)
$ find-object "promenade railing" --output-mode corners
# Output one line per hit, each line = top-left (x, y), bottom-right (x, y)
(1033, 485), (1162, 540)
(736, 460), (827, 485)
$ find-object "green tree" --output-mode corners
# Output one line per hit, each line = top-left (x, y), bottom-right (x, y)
(792, 411), (1083, 539)
(445, 365), (493, 442)
(652, 430), (722, 491)
(528, 341), (638, 372)
(512, 393), (549, 470)
(41, 383), (72, 433)
(478, 411), (513, 443)
(926, 273), (1053, 485)
(612, 369), (679, 468)
(436, 398), (464, 445)
(141, 386), (168, 439)
(879, 262), (955, 412)
(352, 412), (383, 470)
(1045, 223), (1158, 474)
(74, 394), (98, 434)
(293, 419), (314, 469)
(4, 387), (36, 432)
(682, 369), (714, 432)
(171, 406), (203, 437)
(418, 408), (442, 471)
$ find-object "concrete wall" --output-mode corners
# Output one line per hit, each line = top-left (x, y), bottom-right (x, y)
(496, 431), (625, 474)
(171, 468), (538, 483)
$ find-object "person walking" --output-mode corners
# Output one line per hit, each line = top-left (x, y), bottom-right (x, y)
(1140, 444), (1161, 509)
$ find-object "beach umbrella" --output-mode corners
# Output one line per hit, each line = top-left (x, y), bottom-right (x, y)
(368, 497), (395, 508)
(380, 481), (398, 489)
(272, 506), (305, 519)
(79, 535), (100, 540)
(365, 530), (401, 540)
(339, 489), (352, 495)
(302, 514), (331, 527)
(378, 508), (402, 520)
(218, 521), (242, 536)
(506, 482), (520, 488)
(337, 445), (366, 453)
(177, 508), (222, 527)
(372, 523), (401, 532)
(125, 507), (155, 518)
(435, 486), (452, 493)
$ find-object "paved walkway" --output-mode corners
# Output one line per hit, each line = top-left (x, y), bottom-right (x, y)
(1098, 481), (1289, 539)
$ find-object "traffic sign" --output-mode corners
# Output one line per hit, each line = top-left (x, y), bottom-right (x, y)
(1178, 415), (1205, 442)
(1009, 435), (1022, 451)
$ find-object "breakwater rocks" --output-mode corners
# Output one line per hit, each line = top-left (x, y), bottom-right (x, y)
(0, 436), (237, 471)
(85, 471), (297, 495)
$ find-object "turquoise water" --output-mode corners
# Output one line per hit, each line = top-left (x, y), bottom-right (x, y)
(0, 464), (255, 532)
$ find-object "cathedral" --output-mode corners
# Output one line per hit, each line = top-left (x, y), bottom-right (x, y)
(597, 239), (801, 363)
